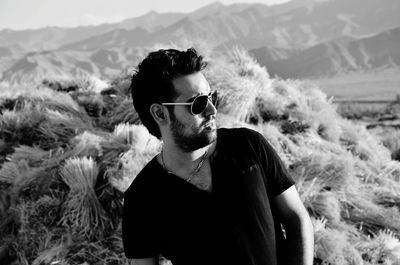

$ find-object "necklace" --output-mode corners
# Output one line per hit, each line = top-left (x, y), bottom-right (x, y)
(161, 148), (209, 183)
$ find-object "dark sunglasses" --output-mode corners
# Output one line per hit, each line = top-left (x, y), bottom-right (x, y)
(162, 91), (218, 115)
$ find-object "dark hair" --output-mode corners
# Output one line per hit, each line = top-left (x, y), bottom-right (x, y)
(130, 48), (207, 139)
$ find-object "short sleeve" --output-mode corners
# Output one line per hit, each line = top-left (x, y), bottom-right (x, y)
(251, 129), (295, 197)
(122, 175), (161, 259)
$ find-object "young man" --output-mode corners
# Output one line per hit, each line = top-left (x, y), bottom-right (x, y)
(123, 48), (314, 265)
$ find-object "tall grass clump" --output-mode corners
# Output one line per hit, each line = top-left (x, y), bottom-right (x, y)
(370, 127), (400, 161)
(313, 218), (364, 265)
(100, 98), (141, 131)
(358, 230), (400, 264)
(42, 73), (109, 94)
(0, 86), (95, 158)
(105, 124), (161, 192)
(67, 131), (106, 158)
(59, 157), (107, 238)
(205, 46), (272, 122)
(41, 74), (120, 130)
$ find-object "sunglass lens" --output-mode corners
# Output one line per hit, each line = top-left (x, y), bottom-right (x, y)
(191, 95), (209, 115)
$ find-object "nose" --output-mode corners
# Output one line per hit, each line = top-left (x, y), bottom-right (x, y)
(203, 98), (217, 117)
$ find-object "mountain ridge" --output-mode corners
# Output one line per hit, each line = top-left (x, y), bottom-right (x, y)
(250, 26), (400, 78)
(1, 0), (400, 83)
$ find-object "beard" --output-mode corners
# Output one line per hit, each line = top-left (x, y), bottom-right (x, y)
(169, 113), (217, 152)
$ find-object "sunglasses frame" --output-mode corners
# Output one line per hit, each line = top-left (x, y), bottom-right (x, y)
(162, 91), (218, 115)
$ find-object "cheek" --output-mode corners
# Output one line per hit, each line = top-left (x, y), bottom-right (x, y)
(174, 110), (200, 126)
(186, 117), (202, 130)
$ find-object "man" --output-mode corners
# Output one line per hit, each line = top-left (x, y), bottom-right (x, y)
(123, 48), (314, 265)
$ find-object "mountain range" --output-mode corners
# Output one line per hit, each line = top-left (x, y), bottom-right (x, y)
(1, 0), (400, 83)
(250, 26), (400, 78)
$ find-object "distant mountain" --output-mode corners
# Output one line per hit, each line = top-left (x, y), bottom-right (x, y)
(247, 46), (296, 76)
(59, 2), (279, 51)
(0, 44), (26, 78)
(188, 1), (257, 19)
(251, 26), (400, 78)
(0, 25), (113, 51)
(116, 11), (185, 32)
(11, 24), (399, 83)
(188, 1), (226, 19)
(1, 48), (142, 84)
(0, 11), (185, 51)
(58, 1), (316, 52)
(1, 0), (400, 83)
(57, 0), (400, 52)
(0, 47), (13, 58)
(254, 0), (400, 50)
(59, 28), (152, 51)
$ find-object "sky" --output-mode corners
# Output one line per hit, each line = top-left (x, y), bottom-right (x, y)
(0, 0), (291, 31)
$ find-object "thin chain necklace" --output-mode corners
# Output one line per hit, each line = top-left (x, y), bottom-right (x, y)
(161, 148), (209, 183)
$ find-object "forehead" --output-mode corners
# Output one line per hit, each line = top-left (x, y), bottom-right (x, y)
(172, 72), (210, 100)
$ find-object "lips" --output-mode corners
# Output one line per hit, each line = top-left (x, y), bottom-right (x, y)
(202, 120), (216, 129)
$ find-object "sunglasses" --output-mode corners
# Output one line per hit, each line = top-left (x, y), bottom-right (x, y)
(162, 91), (218, 115)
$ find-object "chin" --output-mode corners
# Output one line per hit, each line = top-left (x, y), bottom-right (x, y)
(205, 129), (217, 144)
(172, 124), (217, 152)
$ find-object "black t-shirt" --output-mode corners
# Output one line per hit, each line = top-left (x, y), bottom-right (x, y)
(122, 127), (295, 265)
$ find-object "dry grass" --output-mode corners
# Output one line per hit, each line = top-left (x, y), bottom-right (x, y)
(358, 230), (400, 265)
(312, 217), (364, 265)
(1, 45), (400, 264)
(370, 127), (400, 161)
(206, 46), (271, 122)
(346, 193), (400, 235)
(336, 102), (391, 120)
(68, 131), (106, 158)
(41, 73), (109, 94)
(0, 85), (80, 110)
(101, 98), (141, 131)
(106, 124), (161, 192)
(59, 157), (108, 238)
(339, 119), (391, 167)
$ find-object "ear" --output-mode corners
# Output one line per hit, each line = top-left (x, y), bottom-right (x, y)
(150, 103), (169, 124)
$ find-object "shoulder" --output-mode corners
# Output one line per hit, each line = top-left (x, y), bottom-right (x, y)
(218, 127), (262, 140)
(218, 127), (280, 163)
(124, 156), (162, 200)
(218, 127), (266, 147)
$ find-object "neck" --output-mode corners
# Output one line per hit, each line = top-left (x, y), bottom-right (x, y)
(164, 142), (212, 165)
(160, 140), (216, 176)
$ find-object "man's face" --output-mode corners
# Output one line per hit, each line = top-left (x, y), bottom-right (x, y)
(167, 72), (217, 152)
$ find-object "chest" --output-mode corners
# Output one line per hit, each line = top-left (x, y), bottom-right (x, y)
(186, 161), (213, 192)
(160, 153), (274, 231)
(158, 157), (276, 262)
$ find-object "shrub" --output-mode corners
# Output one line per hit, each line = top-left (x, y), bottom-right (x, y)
(59, 157), (108, 238)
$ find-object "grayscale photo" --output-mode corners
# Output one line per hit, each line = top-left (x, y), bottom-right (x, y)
(0, 0), (399, 264)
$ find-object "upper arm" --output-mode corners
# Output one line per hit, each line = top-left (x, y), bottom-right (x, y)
(248, 129), (306, 223)
(273, 185), (311, 226)
(249, 129), (295, 197)
(272, 181), (314, 265)
(130, 257), (158, 265)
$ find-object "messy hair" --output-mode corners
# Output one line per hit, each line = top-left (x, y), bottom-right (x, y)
(130, 48), (207, 138)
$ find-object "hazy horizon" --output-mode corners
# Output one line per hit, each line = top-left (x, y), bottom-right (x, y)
(0, 0), (291, 31)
